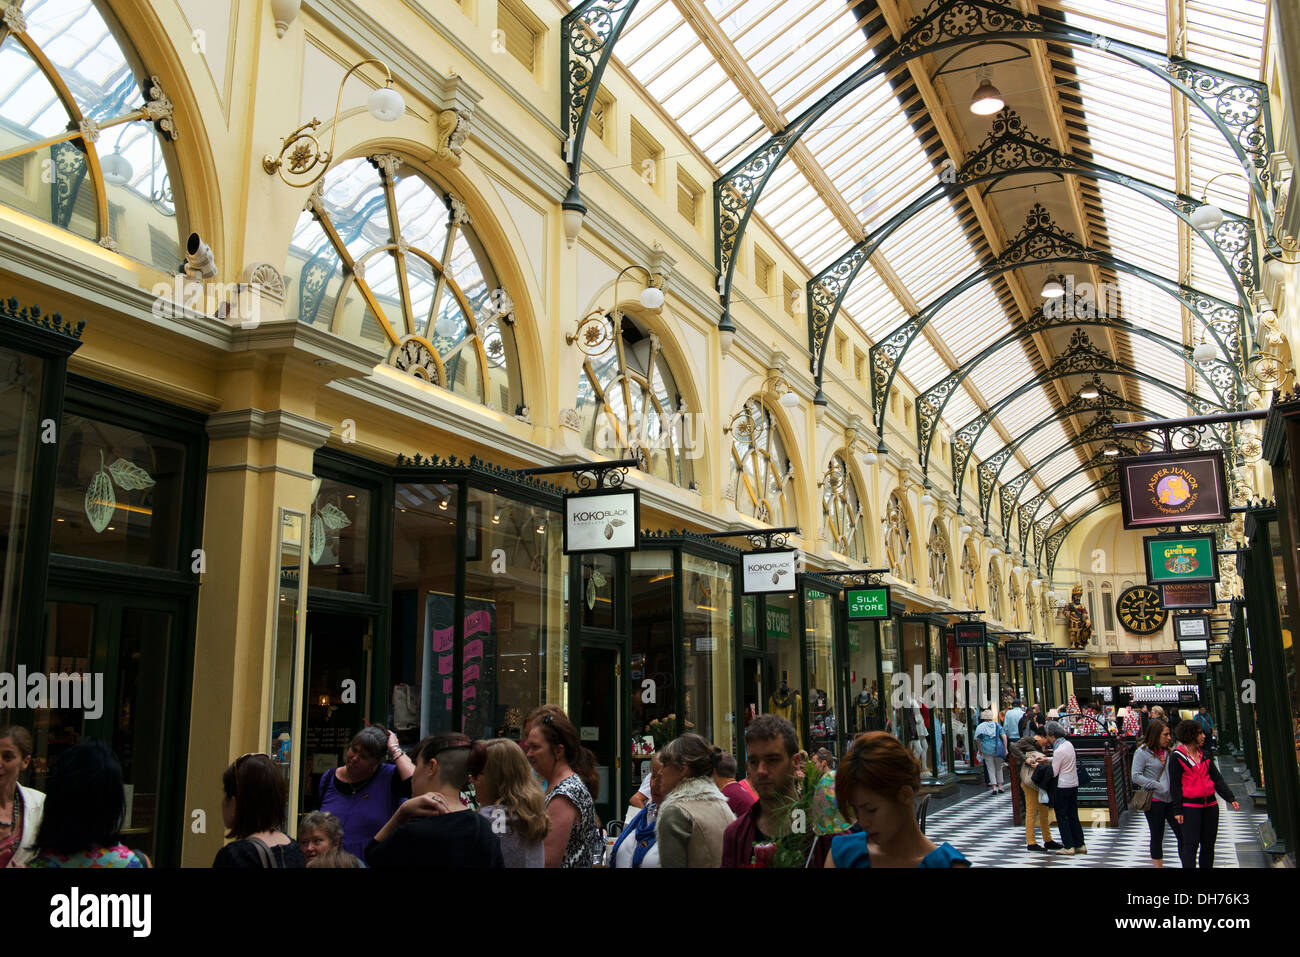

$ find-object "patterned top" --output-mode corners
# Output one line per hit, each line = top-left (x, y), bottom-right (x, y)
(545, 774), (600, 869)
(26, 843), (145, 868)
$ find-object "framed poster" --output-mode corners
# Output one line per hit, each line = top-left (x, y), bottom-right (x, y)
(563, 489), (640, 553)
(1143, 534), (1219, 585)
(1117, 449), (1228, 529)
(1160, 581), (1216, 610)
(742, 549), (799, 594)
(846, 585), (891, 620)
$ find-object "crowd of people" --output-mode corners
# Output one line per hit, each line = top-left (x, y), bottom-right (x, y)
(0, 697), (1236, 869)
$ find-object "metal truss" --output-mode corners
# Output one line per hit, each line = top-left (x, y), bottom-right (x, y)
(915, 286), (1241, 478)
(1044, 490), (1123, 579)
(713, 0), (1273, 338)
(1013, 446), (1139, 553)
(950, 328), (1229, 504)
(873, 204), (1244, 448)
(809, 108), (1256, 384)
(560, 1), (642, 214)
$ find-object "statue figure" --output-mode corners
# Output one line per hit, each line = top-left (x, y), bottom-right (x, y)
(1064, 583), (1092, 649)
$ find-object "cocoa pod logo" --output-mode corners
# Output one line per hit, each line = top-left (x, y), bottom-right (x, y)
(604, 518), (625, 540)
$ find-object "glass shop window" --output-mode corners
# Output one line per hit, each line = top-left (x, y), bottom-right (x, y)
(630, 551), (674, 749)
(804, 588), (839, 756)
(307, 478), (371, 593)
(0, 345), (45, 665)
(682, 553), (735, 754)
(50, 414), (185, 568)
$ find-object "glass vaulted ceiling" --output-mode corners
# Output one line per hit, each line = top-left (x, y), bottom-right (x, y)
(575, 0), (1271, 526)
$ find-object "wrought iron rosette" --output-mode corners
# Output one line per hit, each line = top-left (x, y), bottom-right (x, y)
(1246, 351), (1289, 390)
(573, 463), (628, 490)
(263, 120), (330, 187)
(569, 310), (616, 357)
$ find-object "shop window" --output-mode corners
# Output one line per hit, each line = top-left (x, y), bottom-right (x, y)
(682, 553), (735, 753)
(0, 345), (45, 661)
(764, 593), (803, 749)
(846, 619), (882, 735)
(804, 587), (839, 756)
(741, 594), (758, 649)
(50, 414), (186, 568)
(580, 552), (616, 631)
(576, 312), (695, 488)
(727, 398), (795, 526)
(927, 521), (950, 599)
(307, 478), (371, 593)
(0, 0), (185, 266)
(821, 455), (867, 560)
(883, 492), (913, 582)
(285, 155), (523, 415)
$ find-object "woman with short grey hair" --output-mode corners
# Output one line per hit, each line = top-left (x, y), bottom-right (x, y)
(1044, 722), (1085, 855)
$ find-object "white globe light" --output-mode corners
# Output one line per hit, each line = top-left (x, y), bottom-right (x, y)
(862, 450), (878, 467)
(1193, 341), (1219, 363)
(920, 491), (934, 505)
(989, 546), (1000, 556)
(960, 523), (972, 536)
(1189, 203), (1224, 231)
(779, 388), (800, 408)
(367, 85), (405, 122)
(1079, 384), (1100, 399)
(100, 151), (133, 186)
(639, 285), (665, 310)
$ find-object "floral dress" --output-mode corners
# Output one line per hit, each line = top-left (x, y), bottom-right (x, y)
(26, 843), (145, 868)
(545, 774), (600, 868)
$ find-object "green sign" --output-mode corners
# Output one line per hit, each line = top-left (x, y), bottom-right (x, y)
(846, 586), (890, 620)
(1143, 534), (1219, 585)
(766, 605), (792, 640)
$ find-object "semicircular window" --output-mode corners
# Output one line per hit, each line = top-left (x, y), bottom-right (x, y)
(727, 399), (794, 526)
(0, 0), (184, 267)
(821, 455), (866, 561)
(284, 154), (522, 414)
(575, 313), (694, 488)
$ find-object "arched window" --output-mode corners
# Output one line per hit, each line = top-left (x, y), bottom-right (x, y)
(927, 521), (949, 599)
(1008, 572), (1022, 629)
(883, 493), (913, 582)
(822, 455), (866, 560)
(0, 0), (184, 268)
(987, 561), (1001, 620)
(960, 543), (978, 606)
(576, 313), (693, 487)
(727, 399), (794, 525)
(284, 154), (523, 414)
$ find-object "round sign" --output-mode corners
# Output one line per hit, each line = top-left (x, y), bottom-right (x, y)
(1155, 474), (1192, 507)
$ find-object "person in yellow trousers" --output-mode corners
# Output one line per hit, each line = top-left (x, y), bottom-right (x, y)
(1009, 727), (1064, 854)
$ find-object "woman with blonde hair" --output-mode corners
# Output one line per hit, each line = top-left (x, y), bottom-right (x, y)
(469, 739), (549, 868)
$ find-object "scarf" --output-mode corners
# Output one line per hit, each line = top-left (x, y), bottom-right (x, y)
(659, 775), (730, 813)
(611, 804), (658, 868)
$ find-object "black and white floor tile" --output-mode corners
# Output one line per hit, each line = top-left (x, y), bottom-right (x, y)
(923, 779), (1267, 868)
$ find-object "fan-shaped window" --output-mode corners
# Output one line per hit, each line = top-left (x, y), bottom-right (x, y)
(0, 0), (184, 269)
(284, 154), (522, 414)
(883, 493), (913, 583)
(987, 561), (1001, 620)
(576, 313), (693, 488)
(960, 543), (978, 606)
(927, 521), (949, 599)
(821, 455), (866, 560)
(727, 399), (794, 526)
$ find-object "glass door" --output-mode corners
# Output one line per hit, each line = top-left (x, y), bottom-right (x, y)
(577, 642), (622, 827)
(36, 588), (185, 864)
(300, 612), (372, 814)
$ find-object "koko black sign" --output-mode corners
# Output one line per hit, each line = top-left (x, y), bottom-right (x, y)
(1118, 449), (1228, 529)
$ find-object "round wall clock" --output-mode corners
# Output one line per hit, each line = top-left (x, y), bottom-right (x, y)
(1116, 585), (1167, 635)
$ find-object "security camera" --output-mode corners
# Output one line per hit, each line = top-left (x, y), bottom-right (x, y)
(184, 232), (218, 280)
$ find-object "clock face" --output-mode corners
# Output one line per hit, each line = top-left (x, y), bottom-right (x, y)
(1116, 585), (1168, 635)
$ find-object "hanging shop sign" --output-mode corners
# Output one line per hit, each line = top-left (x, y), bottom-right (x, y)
(846, 586), (891, 620)
(953, 621), (987, 647)
(1117, 449), (1228, 529)
(1143, 534), (1219, 585)
(1006, 640), (1032, 661)
(742, 549), (799, 594)
(1053, 650), (1073, 671)
(1178, 689), (1199, 704)
(1160, 581), (1217, 610)
(1173, 613), (1211, 640)
(1109, 651), (1183, 667)
(1031, 644), (1057, 668)
(1071, 659), (1093, 694)
(563, 489), (640, 553)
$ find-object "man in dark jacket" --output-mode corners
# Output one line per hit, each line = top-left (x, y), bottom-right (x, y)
(1009, 730), (1061, 853)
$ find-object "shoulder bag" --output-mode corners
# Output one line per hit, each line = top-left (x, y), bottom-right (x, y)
(1129, 751), (1166, 812)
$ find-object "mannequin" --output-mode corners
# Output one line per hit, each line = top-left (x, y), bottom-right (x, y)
(855, 678), (876, 733)
(767, 670), (804, 749)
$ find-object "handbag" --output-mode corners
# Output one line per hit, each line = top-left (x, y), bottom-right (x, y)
(1129, 752), (1167, 812)
(995, 733), (1007, 759)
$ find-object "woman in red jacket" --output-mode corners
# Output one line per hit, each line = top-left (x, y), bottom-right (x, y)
(1169, 720), (1239, 869)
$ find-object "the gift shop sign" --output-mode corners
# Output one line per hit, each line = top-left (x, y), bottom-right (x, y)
(846, 586), (891, 620)
(1143, 534), (1219, 585)
(742, 549), (798, 594)
(1118, 450), (1228, 529)
(563, 490), (640, 553)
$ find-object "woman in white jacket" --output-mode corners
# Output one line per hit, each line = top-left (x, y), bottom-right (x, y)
(1, 726), (44, 867)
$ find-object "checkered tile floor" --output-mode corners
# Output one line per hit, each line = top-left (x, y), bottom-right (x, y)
(923, 777), (1267, 868)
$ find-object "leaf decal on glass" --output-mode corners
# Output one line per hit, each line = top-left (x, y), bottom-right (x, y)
(107, 457), (156, 491)
(309, 513), (326, 564)
(319, 503), (352, 530)
(586, 578), (597, 610)
(85, 451), (115, 533)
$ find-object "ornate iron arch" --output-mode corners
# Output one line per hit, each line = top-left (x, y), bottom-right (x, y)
(915, 290), (1240, 478)
(948, 328), (1230, 506)
(871, 204), (1244, 446)
(714, 0), (1274, 339)
(1014, 447), (1139, 553)
(808, 109), (1256, 385)
(1044, 491), (1122, 579)
(1028, 476), (1123, 568)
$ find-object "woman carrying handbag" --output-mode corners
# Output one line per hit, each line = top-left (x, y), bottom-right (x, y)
(1130, 719), (1180, 867)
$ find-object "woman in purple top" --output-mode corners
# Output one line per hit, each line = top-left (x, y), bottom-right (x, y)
(319, 725), (414, 859)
